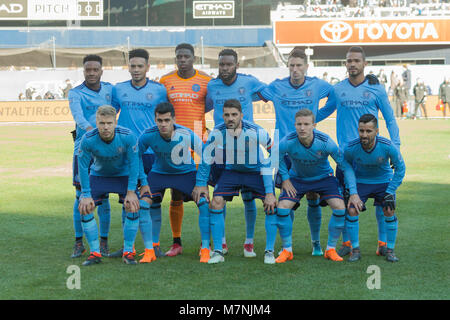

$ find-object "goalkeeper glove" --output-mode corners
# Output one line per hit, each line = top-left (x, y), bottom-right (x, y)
(383, 193), (396, 211)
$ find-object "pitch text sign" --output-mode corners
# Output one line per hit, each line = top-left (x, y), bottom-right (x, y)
(0, 0), (103, 20)
(274, 18), (450, 45)
(193, 1), (234, 19)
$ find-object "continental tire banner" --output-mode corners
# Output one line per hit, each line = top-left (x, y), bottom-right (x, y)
(274, 18), (450, 46)
(0, 100), (72, 122)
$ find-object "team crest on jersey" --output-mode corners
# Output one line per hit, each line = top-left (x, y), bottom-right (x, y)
(239, 87), (246, 95)
(316, 150), (323, 157)
(117, 147), (124, 154)
(377, 156), (385, 164)
(192, 84), (201, 92)
(105, 94), (111, 102)
(306, 90), (312, 97)
(146, 93), (153, 100)
(216, 91), (221, 95)
(363, 91), (371, 99)
(122, 93), (128, 98)
(170, 86), (175, 90)
(341, 92), (346, 97)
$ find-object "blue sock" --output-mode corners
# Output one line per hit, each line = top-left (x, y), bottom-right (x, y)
(81, 213), (100, 254)
(264, 213), (277, 252)
(150, 203), (162, 244)
(73, 190), (83, 239)
(210, 208), (224, 252)
(376, 206), (387, 243)
(346, 214), (360, 249)
(327, 209), (346, 249)
(222, 204), (227, 244)
(97, 199), (111, 238)
(138, 200), (153, 250)
(123, 210), (139, 253)
(385, 215), (398, 250)
(121, 207), (126, 229)
(277, 208), (293, 250)
(242, 193), (257, 240)
(198, 198), (210, 249)
(290, 210), (295, 222)
(307, 199), (322, 242)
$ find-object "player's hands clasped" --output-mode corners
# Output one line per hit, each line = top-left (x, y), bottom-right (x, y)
(124, 190), (140, 213)
(264, 193), (277, 215)
(79, 197), (95, 215)
(192, 186), (210, 204)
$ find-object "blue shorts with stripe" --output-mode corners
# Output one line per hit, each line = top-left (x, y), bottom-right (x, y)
(352, 182), (391, 211)
(90, 175), (129, 206)
(142, 153), (155, 175)
(279, 175), (343, 205)
(72, 154), (93, 190)
(213, 169), (269, 201)
(144, 171), (197, 203)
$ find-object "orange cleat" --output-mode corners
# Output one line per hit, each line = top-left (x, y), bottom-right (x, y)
(376, 241), (387, 256)
(139, 248), (157, 263)
(199, 248), (210, 263)
(275, 249), (294, 263)
(324, 248), (343, 261)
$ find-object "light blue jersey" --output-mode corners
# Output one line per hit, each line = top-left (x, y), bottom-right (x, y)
(206, 73), (266, 125)
(197, 120), (274, 193)
(322, 78), (400, 149)
(260, 76), (336, 138)
(112, 79), (168, 154)
(78, 126), (142, 198)
(278, 129), (357, 193)
(344, 136), (405, 194)
(68, 81), (113, 152)
(138, 124), (203, 176)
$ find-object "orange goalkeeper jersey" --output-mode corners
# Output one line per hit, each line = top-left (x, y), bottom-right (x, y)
(160, 70), (212, 141)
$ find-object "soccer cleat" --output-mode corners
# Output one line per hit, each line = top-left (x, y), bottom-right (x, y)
(208, 250), (225, 264)
(165, 243), (183, 257)
(376, 241), (388, 256)
(109, 246), (136, 258)
(222, 243), (229, 255)
(71, 241), (86, 258)
(139, 249), (157, 263)
(337, 241), (352, 257)
(324, 248), (343, 262)
(275, 249), (294, 263)
(264, 251), (275, 264)
(199, 248), (210, 263)
(122, 251), (137, 265)
(386, 249), (399, 263)
(348, 248), (361, 262)
(100, 239), (109, 257)
(243, 243), (257, 258)
(312, 240), (323, 256)
(82, 252), (101, 266)
(153, 243), (166, 257)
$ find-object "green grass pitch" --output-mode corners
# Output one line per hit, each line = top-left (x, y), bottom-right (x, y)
(0, 119), (449, 300)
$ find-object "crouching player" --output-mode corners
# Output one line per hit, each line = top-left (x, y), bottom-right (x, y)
(138, 102), (211, 263)
(192, 99), (277, 264)
(77, 105), (149, 266)
(343, 114), (405, 262)
(275, 108), (361, 263)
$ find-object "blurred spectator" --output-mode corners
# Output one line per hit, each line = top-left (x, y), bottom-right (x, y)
(25, 86), (35, 100)
(44, 91), (55, 100)
(412, 78), (428, 119)
(439, 77), (450, 118)
(322, 72), (329, 82)
(394, 79), (408, 118)
(18, 92), (25, 100)
(377, 68), (388, 91)
(62, 79), (72, 99)
(389, 71), (399, 96)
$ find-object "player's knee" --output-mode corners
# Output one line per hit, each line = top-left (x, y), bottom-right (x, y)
(139, 199), (150, 210)
(278, 200), (294, 210)
(383, 207), (395, 217)
(348, 207), (359, 217)
(329, 198), (345, 211)
(141, 196), (152, 205)
(210, 196), (225, 210)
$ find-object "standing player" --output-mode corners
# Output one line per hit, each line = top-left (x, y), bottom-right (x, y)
(259, 48), (336, 256)
(344, 114), (405, 262)
(412, 78), (428, 120)
(274, 109), (361, 263)
(439, 77), (450, 118)
(77, 106), (147, 266)
(192, 99), (277, 264)
(320, 46), (401, 257)
(159, 43), (213, 256)
(68, 54), (113, 258)
(205, 49), (268, 257)
(138, 102), (211, 263)
(111, 48), (168, 258)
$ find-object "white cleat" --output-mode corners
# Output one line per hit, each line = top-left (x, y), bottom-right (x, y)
(208, 251), (225, 264)
(264, 251), (275, 264)
(243, 243), (257, 258)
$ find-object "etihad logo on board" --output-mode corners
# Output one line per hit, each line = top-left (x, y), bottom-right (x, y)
(0, 0), (27, 18)
(193, 1), (234, 19)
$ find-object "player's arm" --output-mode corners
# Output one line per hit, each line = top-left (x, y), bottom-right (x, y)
(124, 134), (141, 213)
(386, 143), (406, 196)
(190, 129), (205, 158)
(316, 81), (336, 123)
(250, 77), (269, 102)
(376, 88), (401, 148)
(68, 90), (93, 131)
(276, 138), (297, 198)
(77, 137), (95, 214)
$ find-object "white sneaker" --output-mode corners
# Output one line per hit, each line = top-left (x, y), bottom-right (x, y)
(208, 251), (225, 264)
(243, 243), (257, 258)
(264, 251), (275, 264)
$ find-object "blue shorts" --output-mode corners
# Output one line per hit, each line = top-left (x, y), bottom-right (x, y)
(213, 170), (269, 201)
(275, 155), (291, 189)
(352, 182), (392, 211)
(208, 163), (225, 187)
(142, 153), (155, 175)
(90, 175), (129, 206)
(279, 175), (343, 205)
(145, 171), (197, 203)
